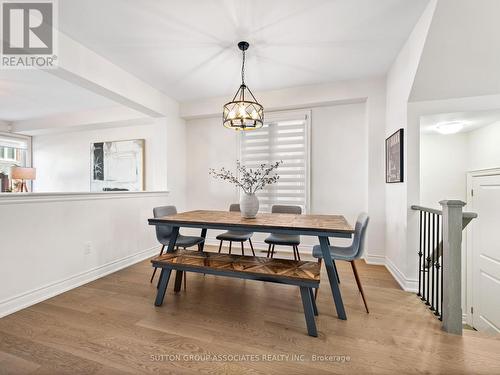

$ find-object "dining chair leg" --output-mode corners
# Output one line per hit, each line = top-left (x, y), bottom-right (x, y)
(150, 244), (165, 283)
(292, 245), (297, 260)
(315, 258), (322, 300)
(183, 272), (187, 290)
(229, 241), (232, 255)
(249, 239), (256, 256)
(295, 245), (301, 261)
(266, 244), (272, 258)
(197, 243), (203, 252)
(270, 244), (275, 258)
(218, 240), (223, 253)
(151, 263), (159, 284)
(240, 241), (245, 256)
(350, 260), (369, 313)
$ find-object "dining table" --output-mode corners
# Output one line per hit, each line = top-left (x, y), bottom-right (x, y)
(148, 210), (354, 320)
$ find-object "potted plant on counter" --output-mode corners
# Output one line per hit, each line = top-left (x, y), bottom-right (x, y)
(209, 160), (282, 218)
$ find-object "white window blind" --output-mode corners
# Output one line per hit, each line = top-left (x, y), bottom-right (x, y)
(240, 110), (310, 213)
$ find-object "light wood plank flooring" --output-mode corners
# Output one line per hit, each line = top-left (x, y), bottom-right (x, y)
(1, 246), (500, 374)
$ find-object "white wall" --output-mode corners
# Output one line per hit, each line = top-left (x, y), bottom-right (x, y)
(1, 114), (188, 317)
(420, 133), (468, 208)
(384, 0), (437, 290)
(32, 119), (167, 192)
(420, 120), (500, 208)
(468, 121), (500, 171)
(310, 103), (367, 231)
(185, 116), (239, 211)
(0, 192), (172, 317)
(410, 0), (500, 102)
(31, 116), (188, 206)
(181, 77), (386, 260)
(184, 102), (371, 251)
(165, 115), (188, 210)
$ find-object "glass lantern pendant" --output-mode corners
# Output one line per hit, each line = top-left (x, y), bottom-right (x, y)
(223, 41), (264, 130)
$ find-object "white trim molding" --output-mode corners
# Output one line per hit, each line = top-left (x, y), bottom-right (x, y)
(0, 245), (160, 318)
(0, 190), (169, 205)
(364, 254), (386, 266)
(385, 257), (418, 292)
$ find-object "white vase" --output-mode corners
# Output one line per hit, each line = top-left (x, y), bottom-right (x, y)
(240, 193), (259, 218)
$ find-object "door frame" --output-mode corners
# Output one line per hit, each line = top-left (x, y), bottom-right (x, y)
(466, 167), (500, 328)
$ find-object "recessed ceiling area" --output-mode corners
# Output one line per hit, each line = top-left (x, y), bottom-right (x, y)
(0, 70), (121, 122)
(58, 0), (429, 101)
(420, 109), (500, 135)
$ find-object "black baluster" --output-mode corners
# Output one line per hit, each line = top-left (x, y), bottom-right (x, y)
(435, 214), (441, 317)
(430, 213), (436, 311)
(417, 211), (423, 297)
(421, 211), (427, 302)
(426, 211), (431, 305)
(439, 214), (443, 321)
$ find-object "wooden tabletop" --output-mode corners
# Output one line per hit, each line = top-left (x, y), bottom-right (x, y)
(148, 210), (353, 237)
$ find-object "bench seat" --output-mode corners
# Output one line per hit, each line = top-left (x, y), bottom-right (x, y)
(151, 250), (321, 336)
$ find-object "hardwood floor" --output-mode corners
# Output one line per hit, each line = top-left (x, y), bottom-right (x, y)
(1, 246), (500, 374)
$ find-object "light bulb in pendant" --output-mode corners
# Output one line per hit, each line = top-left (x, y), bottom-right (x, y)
(239, 104), (246, 118)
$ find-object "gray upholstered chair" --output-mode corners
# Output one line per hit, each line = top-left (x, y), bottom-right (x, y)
(216, 204), (255, 256)
(265, 205), (302, 260)
(150, 206), (205, 284)
(312, 213), (370, 313)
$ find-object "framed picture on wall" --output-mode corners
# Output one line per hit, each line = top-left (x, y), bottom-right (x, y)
(90, 139), (145, 192)
(385, 128), (404, 183)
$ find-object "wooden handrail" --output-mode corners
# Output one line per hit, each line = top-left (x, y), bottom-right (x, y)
(411, 205), (478, 220)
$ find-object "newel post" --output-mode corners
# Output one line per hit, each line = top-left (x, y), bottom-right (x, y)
(439, 200), (466, 335)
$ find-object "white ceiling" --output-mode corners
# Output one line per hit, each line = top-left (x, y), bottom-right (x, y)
(420, 109), (500, 135)
(0, 70), (121, 122)
(58, 0), (429, 102)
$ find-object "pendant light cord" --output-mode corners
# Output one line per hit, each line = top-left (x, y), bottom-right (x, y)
(241, 49), (246, 85)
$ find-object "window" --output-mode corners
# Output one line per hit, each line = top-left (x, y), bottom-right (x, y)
(0, 133), (31, 175)
(239, 110), (310, 213)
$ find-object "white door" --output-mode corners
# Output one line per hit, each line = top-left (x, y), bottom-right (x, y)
(471, 174), (500, 333)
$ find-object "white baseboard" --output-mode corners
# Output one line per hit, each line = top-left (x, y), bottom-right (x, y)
(385, 256), (418, 292)
(0, 245), (160, 318)
(364, 253), (386, 265)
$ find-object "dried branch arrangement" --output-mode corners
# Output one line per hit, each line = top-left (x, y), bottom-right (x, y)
(209, 160), (282, 194)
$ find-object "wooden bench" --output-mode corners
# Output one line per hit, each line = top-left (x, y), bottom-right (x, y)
(151, 250), (321, 337)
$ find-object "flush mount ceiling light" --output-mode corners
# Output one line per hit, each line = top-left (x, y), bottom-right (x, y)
(435, 121), (464, 135)
(223, 41), (264, 130)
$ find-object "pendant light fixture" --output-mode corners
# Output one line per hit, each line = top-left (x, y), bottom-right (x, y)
(223, 41), (264, 130)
